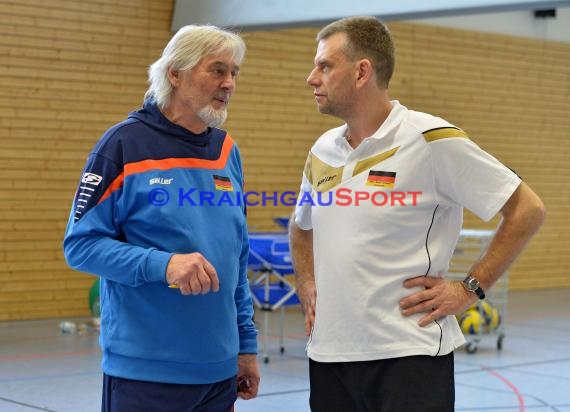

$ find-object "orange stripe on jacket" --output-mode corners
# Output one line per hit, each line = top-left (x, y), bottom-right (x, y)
(98, 173), (125, 205)
(98, 134), (234, 204)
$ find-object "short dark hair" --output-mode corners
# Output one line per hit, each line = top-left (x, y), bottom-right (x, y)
(317, 16), (395, 87)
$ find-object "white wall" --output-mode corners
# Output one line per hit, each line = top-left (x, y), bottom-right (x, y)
(415, 7), (570, 42)
(172, 0), (570, 40)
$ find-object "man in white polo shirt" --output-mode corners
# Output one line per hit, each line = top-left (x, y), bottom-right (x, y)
(289, 16), (545, 412)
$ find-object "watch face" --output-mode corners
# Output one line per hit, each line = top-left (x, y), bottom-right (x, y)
(466, 277), (479, 291)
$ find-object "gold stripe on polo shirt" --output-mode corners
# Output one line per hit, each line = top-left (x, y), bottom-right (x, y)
(309, 153), (344, 192)
(303, 153), (313, 185)
(422, 127), (469, 142)
(352, 146), (400, 177)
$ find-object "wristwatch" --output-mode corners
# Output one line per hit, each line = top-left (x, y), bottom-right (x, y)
(462, 274), (485, 300)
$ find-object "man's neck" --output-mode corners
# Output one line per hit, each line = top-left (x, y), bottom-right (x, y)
(345, 96), (393, 148)
(160, 104), (208, 135)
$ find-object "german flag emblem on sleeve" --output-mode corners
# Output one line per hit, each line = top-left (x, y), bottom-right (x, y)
(366, 170), (396, 188)
(213, 175), (234, 191)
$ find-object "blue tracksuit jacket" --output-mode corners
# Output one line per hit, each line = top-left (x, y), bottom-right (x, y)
(63, 100), (257, 384)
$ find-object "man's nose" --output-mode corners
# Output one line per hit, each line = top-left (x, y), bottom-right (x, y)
(307, 67), (319, 86)
(221, 73), (236, 91)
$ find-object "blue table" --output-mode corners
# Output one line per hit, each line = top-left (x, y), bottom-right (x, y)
(248, 231), (299, 363)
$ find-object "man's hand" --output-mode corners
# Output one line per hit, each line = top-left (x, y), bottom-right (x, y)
(166, 253), (219, 295)
(399, 276), (476, 327)
(237, 354), (260, 400)
(297, 278), (317, 336)
(289, 218), (316, 337)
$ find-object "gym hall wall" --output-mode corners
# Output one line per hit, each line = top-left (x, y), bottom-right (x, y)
(0, 0), (568, 320)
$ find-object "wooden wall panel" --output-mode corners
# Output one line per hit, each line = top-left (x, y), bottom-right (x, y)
(0, 0), (173, 320)
(0, 2), (568, 320)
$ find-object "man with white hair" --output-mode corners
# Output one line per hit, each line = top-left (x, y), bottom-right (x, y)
(64, 25), (259, 411)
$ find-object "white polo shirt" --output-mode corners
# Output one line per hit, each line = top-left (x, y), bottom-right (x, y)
(294, 101), (521, 362)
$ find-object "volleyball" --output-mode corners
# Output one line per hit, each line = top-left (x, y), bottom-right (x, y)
(477, 301), (501, 331)
(484, 306), (501, 332)
(459, 309), (483, 335)
(466, 300), (491, 318)
(479, 301), (494, 323)
(465, 300), (501, 332)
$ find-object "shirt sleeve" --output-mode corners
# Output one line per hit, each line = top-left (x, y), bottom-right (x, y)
(294, 152), (314, 230)
(430, 138), (522, 222)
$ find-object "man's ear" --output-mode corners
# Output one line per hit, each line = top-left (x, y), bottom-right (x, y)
(167, 66), (180, 86)
(356, 59), (373, 86)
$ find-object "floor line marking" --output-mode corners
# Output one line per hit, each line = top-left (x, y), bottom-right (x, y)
(482, 365), (525, 412)
(0, 396), (57, 411)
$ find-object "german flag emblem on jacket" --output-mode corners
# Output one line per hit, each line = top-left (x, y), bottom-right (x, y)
(213, 175), (234, 191)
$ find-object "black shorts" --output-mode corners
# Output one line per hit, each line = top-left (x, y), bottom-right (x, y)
(309, 352), (455, 412)
(101, 373), (237, 412)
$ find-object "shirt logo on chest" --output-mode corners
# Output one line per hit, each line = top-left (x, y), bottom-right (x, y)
(213, 175), (234, 191)
(366, 170), (396, 188)
(149, 177), (174, 185)
(316, 174), (338, 189)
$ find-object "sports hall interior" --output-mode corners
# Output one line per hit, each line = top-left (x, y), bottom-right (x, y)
(0, 1), (569, 411)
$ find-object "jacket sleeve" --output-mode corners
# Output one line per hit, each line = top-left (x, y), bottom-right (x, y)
(63, 150), (172, 286)
(232, 147), (258, 354)
(235, 225), (258, 354)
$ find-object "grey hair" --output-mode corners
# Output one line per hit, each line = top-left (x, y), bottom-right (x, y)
(144, 25), (246, 109)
